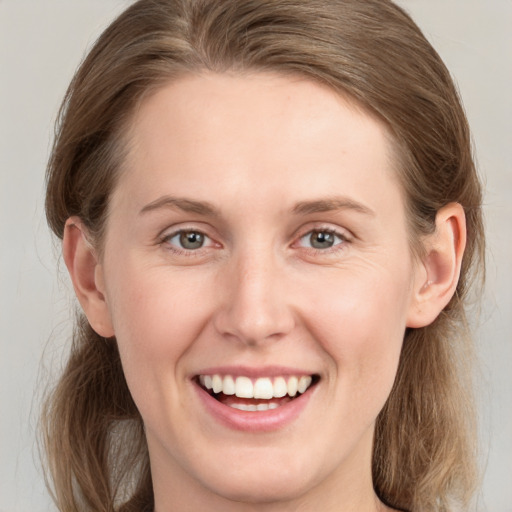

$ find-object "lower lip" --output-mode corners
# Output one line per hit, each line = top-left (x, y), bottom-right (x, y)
(193, 382), (315, 432)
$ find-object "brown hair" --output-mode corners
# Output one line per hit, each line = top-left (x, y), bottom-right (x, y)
(42, 1), (485, 511)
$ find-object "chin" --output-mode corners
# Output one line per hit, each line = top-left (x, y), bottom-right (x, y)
(200, 468), (314, 505)
(172, 440), (320, 505)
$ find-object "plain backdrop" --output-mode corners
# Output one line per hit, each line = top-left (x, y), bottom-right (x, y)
(1, 1), (511, 511)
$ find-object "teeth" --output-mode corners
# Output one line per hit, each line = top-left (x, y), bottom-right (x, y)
(212, 374), (223, 393)
(253, 377), (273, 399)
(230, 402), (280, 412)
(273, 377), (288, 398)
(287, 376), (298, 397)
(204, 375), (213, 390)
(298, 376), (312, 394)
(235, 376), (253, 398)
(222, 375), (235, 395)
(199, 374), (314, 399)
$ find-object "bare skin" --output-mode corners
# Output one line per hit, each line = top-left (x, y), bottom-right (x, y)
(64, 72), (465, 512)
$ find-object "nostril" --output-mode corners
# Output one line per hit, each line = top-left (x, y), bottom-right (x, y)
(213, 310), (296, 346)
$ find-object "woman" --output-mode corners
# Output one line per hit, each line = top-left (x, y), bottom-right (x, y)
(42, 0), (485, 511)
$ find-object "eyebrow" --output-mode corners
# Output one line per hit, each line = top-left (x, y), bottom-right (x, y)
(139, 195), (374, 218)
(292, 197), (375, 216)
(139, 196), (220, 217)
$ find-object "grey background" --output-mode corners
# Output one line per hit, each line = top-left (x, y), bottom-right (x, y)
(1, 1), (510, 511)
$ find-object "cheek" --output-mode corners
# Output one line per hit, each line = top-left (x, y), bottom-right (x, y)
(103, 263), (214, 405)
(108, 261), (209, 343)
(302, 265), (411, 397)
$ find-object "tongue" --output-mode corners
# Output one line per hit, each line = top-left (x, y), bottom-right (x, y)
(217, 393), (292, 407)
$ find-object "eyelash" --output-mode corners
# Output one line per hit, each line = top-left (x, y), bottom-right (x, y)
(159, 226), (351, 257)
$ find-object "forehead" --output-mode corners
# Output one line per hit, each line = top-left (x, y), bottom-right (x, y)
(127, 71), (391, 156)
(115, 72), (403, 221)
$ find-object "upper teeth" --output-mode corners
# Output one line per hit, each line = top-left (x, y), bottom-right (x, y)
(199, 374), (313, 399)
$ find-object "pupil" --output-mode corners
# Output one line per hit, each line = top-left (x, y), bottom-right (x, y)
(311, 231), (334, 249)
(180, 232), (204, 249)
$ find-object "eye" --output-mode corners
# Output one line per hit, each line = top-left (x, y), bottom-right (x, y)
(164, 230), (212, 251)
(298, 229), (346, 250)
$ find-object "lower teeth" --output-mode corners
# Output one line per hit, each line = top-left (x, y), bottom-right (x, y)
(229, 402), (280, 412)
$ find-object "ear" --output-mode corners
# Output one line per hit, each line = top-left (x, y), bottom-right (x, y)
(62, 217), (115, 337)
(406, 203), (466, 328)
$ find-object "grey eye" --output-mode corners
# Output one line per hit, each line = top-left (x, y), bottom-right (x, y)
(310, 231), (335, 249)
(299, 230), (344, 250)
(163, 229), (216, 253)
(178, 231), (205, 250)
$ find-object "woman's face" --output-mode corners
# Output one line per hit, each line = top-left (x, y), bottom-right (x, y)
(98, 73), (422, 509)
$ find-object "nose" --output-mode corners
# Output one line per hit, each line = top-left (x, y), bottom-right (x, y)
(213, 251), (295, 346)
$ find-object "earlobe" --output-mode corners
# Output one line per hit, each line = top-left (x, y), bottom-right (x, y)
(406, 203), (466, 328)
(62, 217), (115, 337)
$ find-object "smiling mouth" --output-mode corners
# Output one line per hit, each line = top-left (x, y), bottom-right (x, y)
(196, 374), (319, 411)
